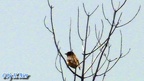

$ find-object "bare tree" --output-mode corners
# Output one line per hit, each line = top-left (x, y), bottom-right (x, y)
(44, 0), (141, 81)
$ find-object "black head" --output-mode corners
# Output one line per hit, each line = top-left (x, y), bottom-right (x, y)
(65, 51), (74, 56)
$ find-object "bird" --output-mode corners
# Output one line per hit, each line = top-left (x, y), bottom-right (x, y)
(65, 51), (80, 70)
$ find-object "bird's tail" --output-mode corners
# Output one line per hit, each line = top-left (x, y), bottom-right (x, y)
(78, 65), (81, 70)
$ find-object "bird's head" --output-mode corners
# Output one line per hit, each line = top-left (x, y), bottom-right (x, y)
(65, 51), (74, 56)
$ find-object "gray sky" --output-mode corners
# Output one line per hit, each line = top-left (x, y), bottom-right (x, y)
(0, 0), (143, 81)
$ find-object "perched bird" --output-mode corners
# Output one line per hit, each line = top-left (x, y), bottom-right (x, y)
(65, 51), (80, 70)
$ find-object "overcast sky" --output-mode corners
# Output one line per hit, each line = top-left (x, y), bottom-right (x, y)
(0, 0), (143, 81)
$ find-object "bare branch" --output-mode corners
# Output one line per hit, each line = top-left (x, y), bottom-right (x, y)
(118, 12), (123, 23)
(92, 9), (118, 80)
(59, 55), (66, 81)
(111, 0), (127, 11)
(83, 3), (88, 15)
(111, 0), (115, 10)
(84, 21), (105, 56)
(90, 5), (99, 16)
(45, 0), (82, 78)
(121, 48), (131, 58)
(84, 52), (101, 75)
(81, 11), (90, 81)
(69, 18), (72, 51)
(117, 1), (121, 9)
(55, 53), (61, 73)
(102, 62), (110, 81)
(119, 30), (123, 56)
(55, 49), (66, 81)
(83, 3), (99, 16)
(95, 20), (104, 43)
(98, 45), (111, 71)
(117, 6), (141, 27)
(95, 25), (101, 41)
(100, 20), (104, 39)
(91, 53), (94, 75)
(74, 69), (77, 81)
(77, 7), (84, 41)
(117, 0), (127, 11)
(97, 31), (131, 76)
(85, 39), (106, 56)
(119, 30), (131, 58)
(44, 16), (53, 33)
(87, 26), (91, 39)
(45, 0), (140, 81)
(46, 0), (53, 8)
(102, 4), (112, 26)
(81, 3), (99, 80)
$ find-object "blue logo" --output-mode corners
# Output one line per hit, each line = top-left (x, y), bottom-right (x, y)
(2, 73), (30, 81)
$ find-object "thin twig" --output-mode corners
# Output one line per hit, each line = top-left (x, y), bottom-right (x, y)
(117, 0), (127, 11)
(90, 5), (99, 16)
(117, 6), (141, 27)
(46, 0), (82, 78)
(102, 4), (112, 25)
(69, 18), (72, 51)
(55, 53), (61, 73)
(87, 26), (91, 38)
(91, 53), (94, 75)
(59, 54), (66, 81)
(83, 3), (99, 16)
(84, 52), (101, 75)
(97, 31), (130, 76)
(102, 62), (110, 81)
(44, 16), (53, 33)
(81, 12), (90, 81)
(111, 0), (115, 10)
(74, 69), (77, 81)
(77, 7), (84, 41)
(83, 3), (88, 15)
